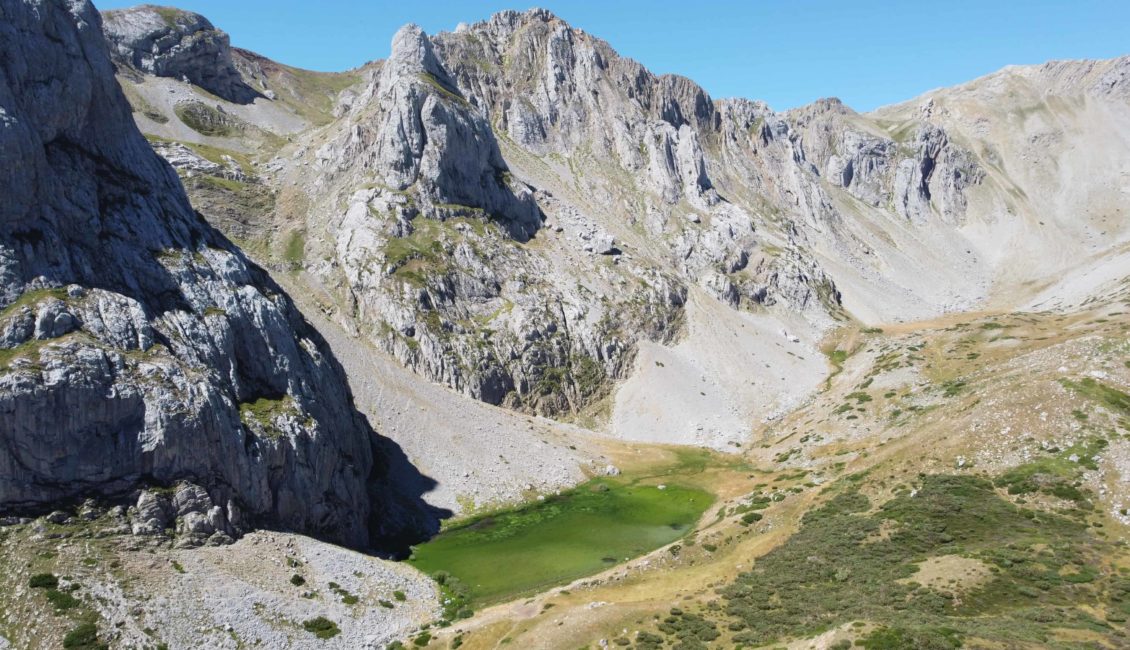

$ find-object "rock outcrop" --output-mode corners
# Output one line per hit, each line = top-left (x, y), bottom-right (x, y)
(0, 0), (435, 549)
(102, 4), (258, 103)
(290, 22), (687, 414)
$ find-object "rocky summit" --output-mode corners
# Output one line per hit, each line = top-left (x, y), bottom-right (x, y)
(2, 1), (1130, 649)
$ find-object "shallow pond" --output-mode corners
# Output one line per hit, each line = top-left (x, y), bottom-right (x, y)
(408, 476), (714, 606)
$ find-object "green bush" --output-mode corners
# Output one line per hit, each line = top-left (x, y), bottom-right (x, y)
(740, 512), (763, 526)
(28, 573), (58, 589)
(301, 617), (340, 639)
(46, 588), (80, 611)
(393, 589), (407, 601)
(290, 574), (306, 586)
(413, 631), (432, 646)
(63, 623), (106, 649)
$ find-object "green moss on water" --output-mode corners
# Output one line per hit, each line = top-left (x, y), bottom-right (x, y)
(409, 475), (713, 606)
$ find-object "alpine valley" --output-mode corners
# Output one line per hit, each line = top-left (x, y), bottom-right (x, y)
(2, 2), (1130, 648)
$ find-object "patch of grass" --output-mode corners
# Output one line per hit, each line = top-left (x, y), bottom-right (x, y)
(383, 219), (449, 278)
(195, 174), (248, 193)
(153, 7), (184, 27)
(0, 337), (55, 370)
(283, 230), (305, 266)
(266, 64), (362, 126)
(417, 72), (466, 104)
(173, 101), (243, 137)
(994, 436), (1106, 503)
(409, 476), (713, 605)
(857, 626), (961, 649)
(1061, 377), (1130, 415)
(301, 616), (340, 640)
(239, 396), (296, 439)
(940, 379), (966, 398)
(1, 287), (68, 318)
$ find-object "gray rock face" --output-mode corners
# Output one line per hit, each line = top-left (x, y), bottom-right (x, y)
(101, 4), (257, 103)
(318, 24), (540, 239)
(295, 22), (692, 414)
(0, 0), (435, 549)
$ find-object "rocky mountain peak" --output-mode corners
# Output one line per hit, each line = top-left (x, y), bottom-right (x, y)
(315, 22), (540, 238)
(384, 23), (451, 85)
(102, 3), (258, 103)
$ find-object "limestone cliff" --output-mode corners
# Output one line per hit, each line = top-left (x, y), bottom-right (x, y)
(0, 0), (434, 549)
(102, 4), (257, 103)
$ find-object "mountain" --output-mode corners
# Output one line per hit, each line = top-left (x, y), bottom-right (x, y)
(0, 0), (439, 551)
(3, 2), (1130, 648)
(117, 7), (1130, 446)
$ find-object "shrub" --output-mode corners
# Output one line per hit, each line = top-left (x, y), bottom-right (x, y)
(46, 588), (80, 611)
(63, 623), (106, 649)
(290, 574), (306, 586)
(393, 589), (407, 601)
(740, 512), (763, 526)
(301, 617), (340, 639)
(28, 573), (58, 589)
(413, 631), (432, 646)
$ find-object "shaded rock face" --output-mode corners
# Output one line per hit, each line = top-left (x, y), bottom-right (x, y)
(0, 0), (438, 549)
(101, 4), (258, 103)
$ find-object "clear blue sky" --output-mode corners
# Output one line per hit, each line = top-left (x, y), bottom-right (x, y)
(97, 0), (1130, 111)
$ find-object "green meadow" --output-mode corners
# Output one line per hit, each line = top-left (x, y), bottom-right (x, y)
(408, 475), (714, 606)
